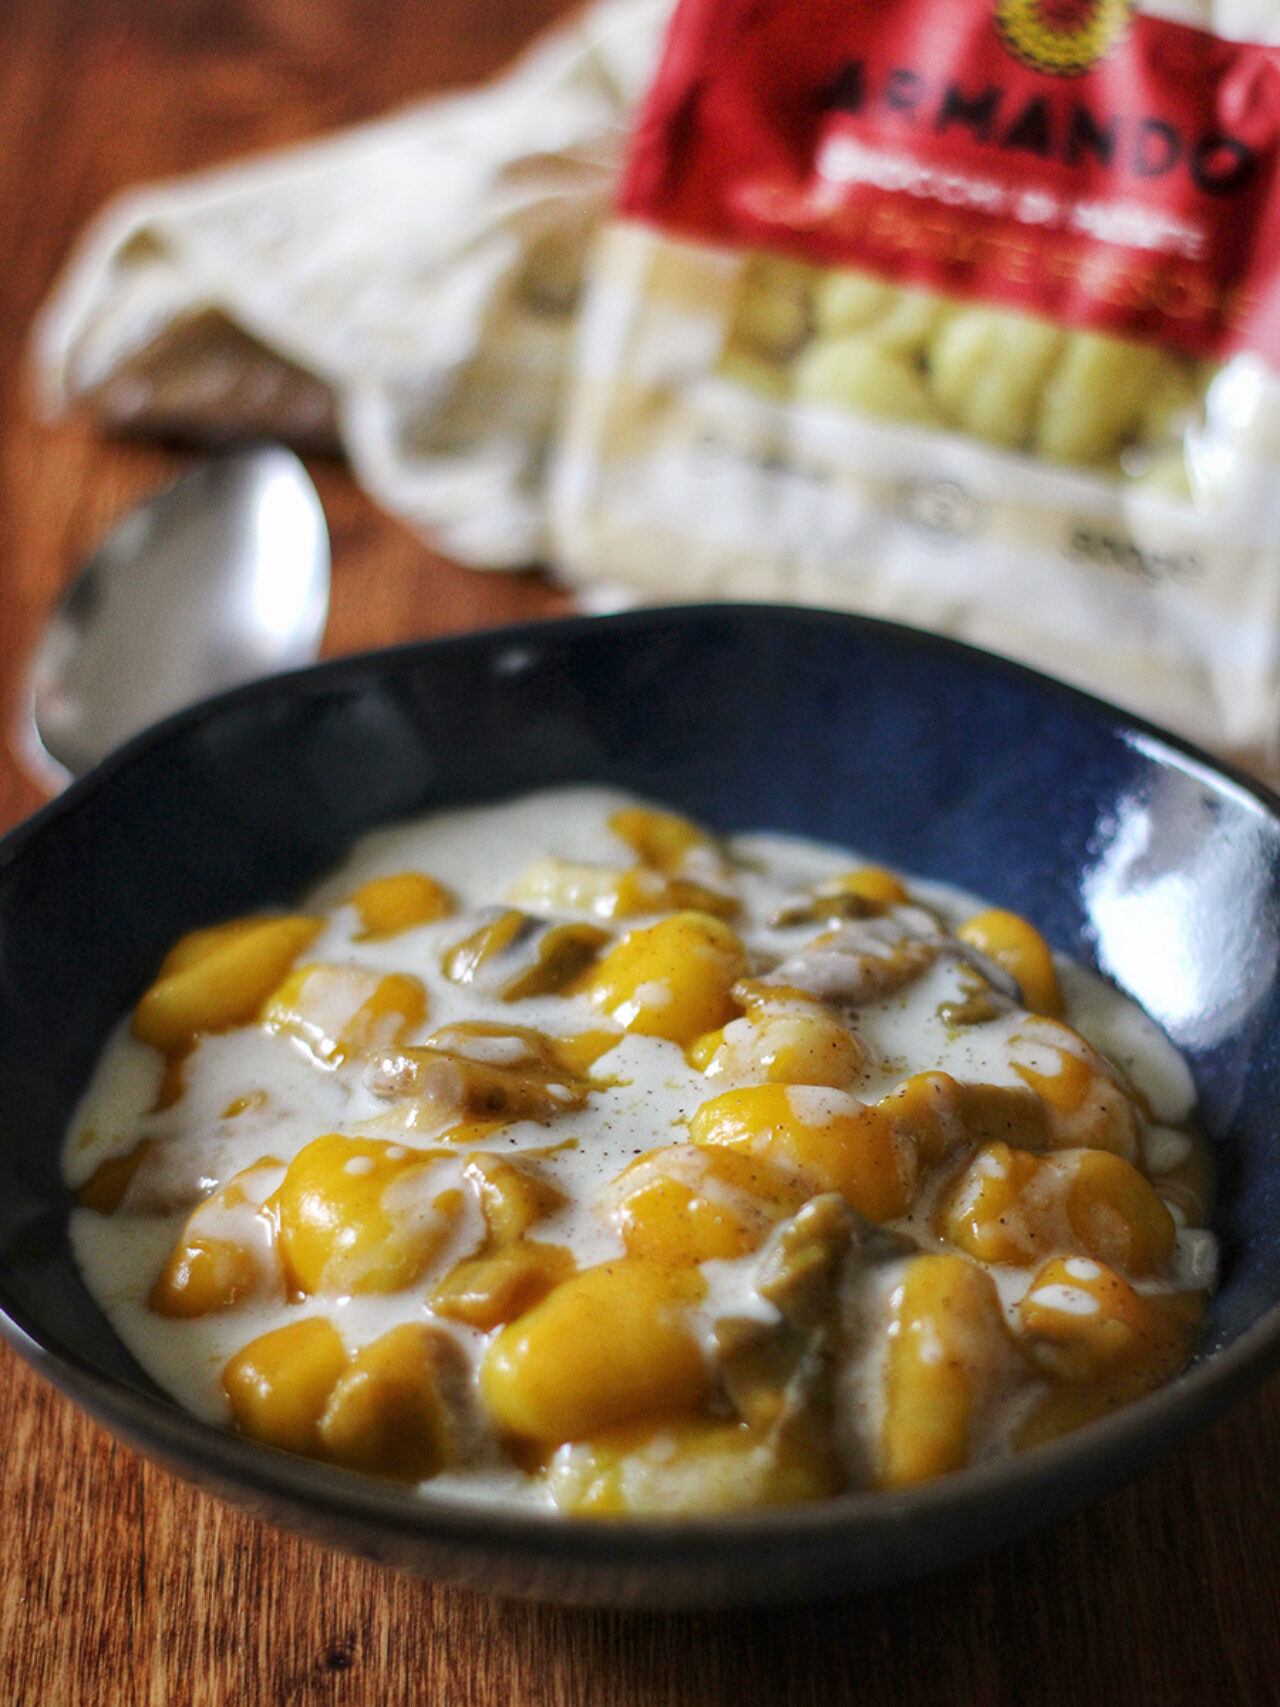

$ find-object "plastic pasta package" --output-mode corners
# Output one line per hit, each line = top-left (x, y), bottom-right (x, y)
(550, 0), (1280, 775)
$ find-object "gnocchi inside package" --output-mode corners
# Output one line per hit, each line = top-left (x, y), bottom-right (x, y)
(550, 0), (1280, 773)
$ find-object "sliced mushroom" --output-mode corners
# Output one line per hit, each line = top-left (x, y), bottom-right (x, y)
(713, 1197), (873, 1441)
(745, 910), (945, 1006)
(508, 857), (739, 922)
(441, 908), (610, 1000)
(748, 908), (1023, 1011)
(713, 1192), (919, 1483)
(364, 1020), (592, 1126)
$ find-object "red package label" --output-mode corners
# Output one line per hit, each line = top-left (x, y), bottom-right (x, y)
(617, 0), (1280, 361)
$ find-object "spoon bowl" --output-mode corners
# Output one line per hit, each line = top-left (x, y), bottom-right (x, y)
(25, 446), (330, 785)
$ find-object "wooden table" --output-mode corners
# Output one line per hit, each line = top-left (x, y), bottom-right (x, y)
(1, 3), (1278, 1701)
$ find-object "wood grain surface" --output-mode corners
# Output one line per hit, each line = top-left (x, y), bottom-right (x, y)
(1, 3), (1278, 1702)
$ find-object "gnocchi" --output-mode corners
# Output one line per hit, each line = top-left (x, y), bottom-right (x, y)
(724, 253), (1211, 475)
(64, 788), (1213, 1511)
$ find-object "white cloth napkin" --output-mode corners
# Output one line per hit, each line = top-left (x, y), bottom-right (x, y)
(33, 0), (668, 568)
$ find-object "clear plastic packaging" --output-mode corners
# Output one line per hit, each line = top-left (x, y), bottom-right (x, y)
(552, 0), (1280, 774)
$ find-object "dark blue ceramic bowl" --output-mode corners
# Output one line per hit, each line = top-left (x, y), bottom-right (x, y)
(2, 603), (1279, 1608)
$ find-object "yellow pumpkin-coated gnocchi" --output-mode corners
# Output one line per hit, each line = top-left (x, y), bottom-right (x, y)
(1014, 1260), (1204, 1448)
(1016, 1255), (1197, 1386)
(935, 1141), (1046, 1266)
(880, 1254), (1011, 1487)
(863, 1070), (1049, 1168)
(606, 1142), (804, 1266)
(832, 866), (911, 907)
(151, 1157), (283, 1316)
(262, 965), (427, 1066)
(508, 857), (737, 922)
(581, 911), (748, 1045)
(152, 1236), (263, 1319)
(222, 1316), (349, 1455)
(316, 1323), (459, 1479)
(937, 1142), (1175, 1275)
(1010, 1018), (1139, 1159)
(430, 1240), (576, 1331)
(349, 871), (454, 938)
(690, 1082), (915, 1222)
(691, 1000), (871, 1089)
(608, 804), (719, 874)
(271, 1134), (453, 1296)
(132, 914), (323, 1052)
(957, 908), (1063, 1017)
(480, 1259), (710, 1444)
(545, 1415), (838, 1515)
(462, 1152), (568, 1245)
(1064, 1149), (1176, 1275)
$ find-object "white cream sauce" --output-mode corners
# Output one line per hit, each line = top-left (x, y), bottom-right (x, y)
(63, 786), (1211, 1499)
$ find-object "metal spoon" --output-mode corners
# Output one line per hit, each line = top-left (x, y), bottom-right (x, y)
(24, 446), (330, 787)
